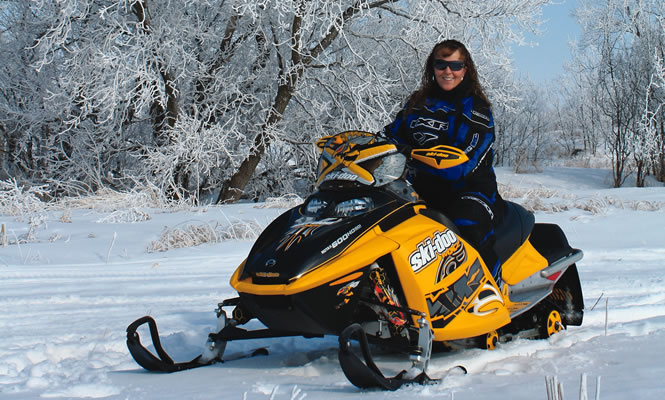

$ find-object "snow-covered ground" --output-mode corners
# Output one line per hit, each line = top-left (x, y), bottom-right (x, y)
(1, 167), (664, 399)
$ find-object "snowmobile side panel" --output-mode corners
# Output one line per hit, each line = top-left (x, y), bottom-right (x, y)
(381, 213), (475, 324)
(501, 238), (549, 285)
(382, 214), (511, 340)
(529, 223), (577, 264)
(422, 258), (510, 340)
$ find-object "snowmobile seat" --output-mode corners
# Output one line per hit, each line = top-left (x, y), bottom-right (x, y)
(493, 201), (535, 263)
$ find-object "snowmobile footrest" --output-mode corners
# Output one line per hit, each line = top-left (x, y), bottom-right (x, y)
(126, 316), (214, 372)
(338, 324), (435, 390)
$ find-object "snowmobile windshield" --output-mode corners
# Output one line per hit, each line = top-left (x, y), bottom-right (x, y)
(315, 131), (406, 191)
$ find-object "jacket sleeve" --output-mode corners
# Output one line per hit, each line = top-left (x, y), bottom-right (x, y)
(381, 107), (410, 147)
(455, 100), (495, 178)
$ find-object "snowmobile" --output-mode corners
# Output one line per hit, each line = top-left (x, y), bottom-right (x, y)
(127, 131), (584, 390)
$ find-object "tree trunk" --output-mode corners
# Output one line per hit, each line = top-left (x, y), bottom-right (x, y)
(658, 116), (665, 182)
(635, 159), (646, 187)
(216, 83), (294, 203)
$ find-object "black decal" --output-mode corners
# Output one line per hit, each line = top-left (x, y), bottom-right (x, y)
(426, 259), (484, 329)
(378, 206), (416, 232)
(434, 239), (467, 283)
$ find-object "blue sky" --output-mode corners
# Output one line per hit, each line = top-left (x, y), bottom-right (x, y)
(511, 0), (581, 83)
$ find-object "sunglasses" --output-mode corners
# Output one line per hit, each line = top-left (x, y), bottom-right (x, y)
(433, 59), (465, 71)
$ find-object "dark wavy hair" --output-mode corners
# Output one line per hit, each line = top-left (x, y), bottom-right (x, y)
(408, 39), (490, 108)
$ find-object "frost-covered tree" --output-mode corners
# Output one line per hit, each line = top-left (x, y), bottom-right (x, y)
(640, 14), (665, 183)
(0, 2), (62, 181)
(573, 0), (665, 186)
(558, 74), (601, 158)
(2, 0), (553, 202)
(494, 80), (554, 172)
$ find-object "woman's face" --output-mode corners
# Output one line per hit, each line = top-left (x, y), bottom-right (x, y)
(433, 49), (467, 92)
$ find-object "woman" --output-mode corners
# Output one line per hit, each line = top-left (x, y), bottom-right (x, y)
(383, 39), (504, 286)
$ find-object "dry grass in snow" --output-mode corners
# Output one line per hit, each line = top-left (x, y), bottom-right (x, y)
(499, 183), (665, 214)
(148, 219), (264, 253)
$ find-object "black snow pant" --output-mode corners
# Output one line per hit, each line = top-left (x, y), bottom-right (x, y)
(429, 192), (505, 286)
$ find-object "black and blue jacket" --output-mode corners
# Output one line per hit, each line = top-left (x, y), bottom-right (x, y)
(383, 79), (502, 217)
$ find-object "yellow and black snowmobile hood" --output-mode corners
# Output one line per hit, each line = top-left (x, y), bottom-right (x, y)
(239, 189), (404, 284)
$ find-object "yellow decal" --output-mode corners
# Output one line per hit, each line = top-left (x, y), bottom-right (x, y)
(276, 224), (321, 251)
(255, 272), (280, 278)
(411, 145), (469, 169)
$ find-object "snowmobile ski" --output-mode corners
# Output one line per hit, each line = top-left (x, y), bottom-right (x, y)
(126, 316), (217, 372)
(126, 315), (269, 372)
(338, 323), (436, 390)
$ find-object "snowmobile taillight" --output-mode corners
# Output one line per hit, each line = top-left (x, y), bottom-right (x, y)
(545, 271), (562, 281)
